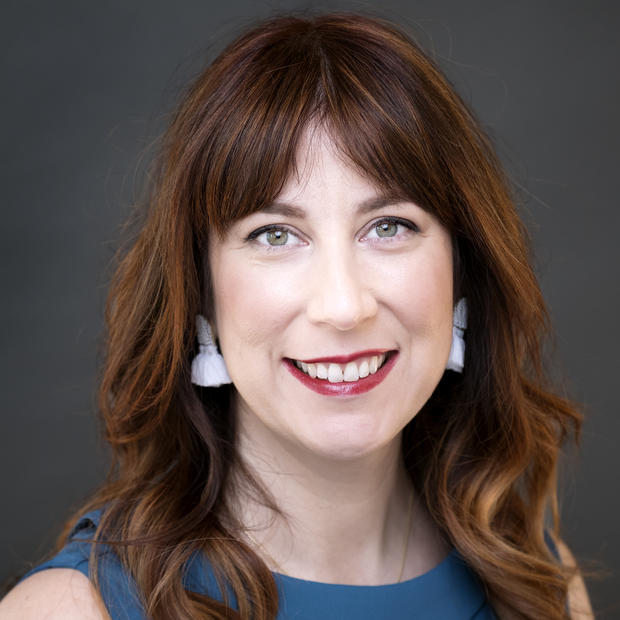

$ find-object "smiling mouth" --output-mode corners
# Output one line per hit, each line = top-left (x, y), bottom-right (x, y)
(291, 353), (387, 383)
(284, 350), (397, 396)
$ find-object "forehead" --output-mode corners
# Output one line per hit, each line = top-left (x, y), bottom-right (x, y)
(276, 126), (401, 208)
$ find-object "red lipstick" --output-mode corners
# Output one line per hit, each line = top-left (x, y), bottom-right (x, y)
(284, 351), (398, 397)
(298, 349), (390, 364)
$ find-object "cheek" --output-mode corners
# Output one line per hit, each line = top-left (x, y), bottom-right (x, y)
(375, 241), (454, 335)
(210, 254), (299, 354)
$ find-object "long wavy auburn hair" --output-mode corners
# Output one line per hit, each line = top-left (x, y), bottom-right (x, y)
(61, 12), (582, 619)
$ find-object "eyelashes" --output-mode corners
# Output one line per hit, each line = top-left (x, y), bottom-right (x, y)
(361, 217), (419, 240)
(245, 217), (419, 249)
(245, 225), (304, 248)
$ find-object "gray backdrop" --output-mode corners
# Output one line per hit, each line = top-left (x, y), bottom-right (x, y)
(2, 0), (618, 614)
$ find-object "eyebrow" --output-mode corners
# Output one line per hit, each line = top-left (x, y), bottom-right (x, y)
(260, 194), (408, 218)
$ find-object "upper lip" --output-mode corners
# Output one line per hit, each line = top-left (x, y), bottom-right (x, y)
(292, 349), (393, 364)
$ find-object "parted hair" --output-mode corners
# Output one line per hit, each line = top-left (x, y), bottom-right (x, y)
(60, 13), (581, 619)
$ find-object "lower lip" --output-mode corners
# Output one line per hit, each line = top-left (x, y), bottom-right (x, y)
(284, 352), (398, 396)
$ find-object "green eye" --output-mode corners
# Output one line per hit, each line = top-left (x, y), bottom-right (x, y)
(376, 221), (398, 237)
(266, 229), (288, 245)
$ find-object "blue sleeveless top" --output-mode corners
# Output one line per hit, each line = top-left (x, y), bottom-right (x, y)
(24, 510), (496, 619)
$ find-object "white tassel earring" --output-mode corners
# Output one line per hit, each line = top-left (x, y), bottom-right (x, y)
(191, 315), (232, 387)
(445, 298), (467, 373)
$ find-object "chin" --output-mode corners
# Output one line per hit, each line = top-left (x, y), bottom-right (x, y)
(295, 416), (403, 462)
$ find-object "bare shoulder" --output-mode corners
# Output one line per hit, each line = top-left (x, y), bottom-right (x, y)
(0, 569), (111, 620)
(554, 538), (594, 620)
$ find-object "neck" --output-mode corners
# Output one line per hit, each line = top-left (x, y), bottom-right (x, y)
(231, 401), (440, 585)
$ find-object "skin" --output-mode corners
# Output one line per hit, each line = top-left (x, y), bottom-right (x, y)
(209, 127), (455, 583)
(0, 569), (112, 619)
(210, 128), (455, 464)
(556, 539), (594, 619)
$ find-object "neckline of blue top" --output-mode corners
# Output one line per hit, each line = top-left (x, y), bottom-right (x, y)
(24, 509), (497, 619)
(272, 547), (458, 587)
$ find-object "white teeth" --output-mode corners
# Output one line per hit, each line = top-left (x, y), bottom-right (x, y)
(358, 360), (369, 378)
(370, 354), (385, 373)
(327, 364), (343, 383)
(343, 362), (359, 382)
(293, 354), (389, 382)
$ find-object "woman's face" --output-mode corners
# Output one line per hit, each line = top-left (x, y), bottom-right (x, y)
(209, 129), (454, 461)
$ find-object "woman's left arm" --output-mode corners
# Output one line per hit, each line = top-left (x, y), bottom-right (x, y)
(555, 539), (594, 619)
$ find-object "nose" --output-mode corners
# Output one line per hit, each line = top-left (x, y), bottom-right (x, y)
(305, 250), (378, 331)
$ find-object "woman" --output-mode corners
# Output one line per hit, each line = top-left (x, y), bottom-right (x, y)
(0, 12), (592, 619)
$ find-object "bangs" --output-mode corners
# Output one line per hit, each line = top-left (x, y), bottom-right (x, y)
(186, 15), (469, 237)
